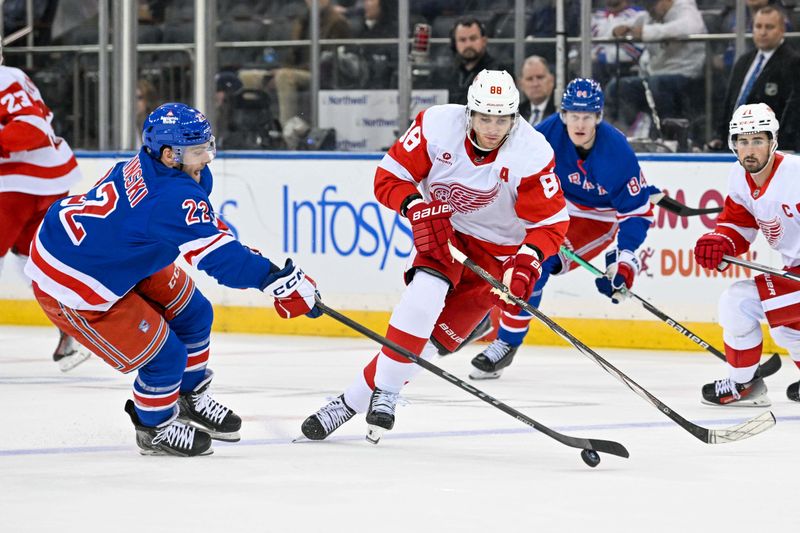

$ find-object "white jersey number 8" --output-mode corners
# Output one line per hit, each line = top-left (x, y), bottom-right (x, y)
(399, 124), (422, 152)
(540, 173), (560, 199)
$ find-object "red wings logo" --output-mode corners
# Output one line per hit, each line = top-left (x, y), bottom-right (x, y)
(757, 216), (784, 247)
(429, 182), (500, 214)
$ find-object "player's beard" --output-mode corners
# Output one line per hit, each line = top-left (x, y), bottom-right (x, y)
(739, 154), (769, 174)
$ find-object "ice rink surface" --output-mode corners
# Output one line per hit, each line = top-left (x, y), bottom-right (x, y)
(1, 325), (798, 532)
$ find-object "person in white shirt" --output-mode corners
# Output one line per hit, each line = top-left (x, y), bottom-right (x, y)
(605, 0), (707, 134)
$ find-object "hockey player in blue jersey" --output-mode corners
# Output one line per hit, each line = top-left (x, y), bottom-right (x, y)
(25, 103), (322, 456)
(469, 78), (655, 379)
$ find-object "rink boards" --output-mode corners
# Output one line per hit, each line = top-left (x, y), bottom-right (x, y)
(0, 151), (784, 352)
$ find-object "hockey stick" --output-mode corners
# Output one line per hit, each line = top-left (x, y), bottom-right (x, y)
(723, 255), (800, 283)
(649, 191), (723, 217)
(561, 246), (782, 378)
(448, 242), (776, 444)
(314, 300), (630, 464)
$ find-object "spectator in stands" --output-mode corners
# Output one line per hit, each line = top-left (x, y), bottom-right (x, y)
(717, 0), (791, 72)
(605, 0), (707, 137)
(706, 5), (800, 152)
(350, 0), (398, 89)
(590, 0), (646, 87)
(135, 79), (159, 136)
(437, 16), (510, 105)
(518, 55), (555, 127)
(273, 0), (351, 148)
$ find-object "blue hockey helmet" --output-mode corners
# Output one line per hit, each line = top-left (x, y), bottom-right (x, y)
(142, 103), (216, 164)
(561, 78), (604, 115)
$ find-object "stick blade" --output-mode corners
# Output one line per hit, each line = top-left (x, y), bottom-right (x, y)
(759, 353), (782, 378)
(587, 438), (630, 458)
(708, 411), (776, 444)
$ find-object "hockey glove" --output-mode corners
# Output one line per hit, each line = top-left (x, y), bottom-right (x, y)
(493, 246), (543, 313)
(595, 249), (639, 304)
(694, 232), (735, 271)
(262, 259), (322, 319)
(406, 199), (454, 263)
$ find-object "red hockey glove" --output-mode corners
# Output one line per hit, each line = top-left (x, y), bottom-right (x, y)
(493, 247), (543, 313)
(694, 232), (735, 271)
(595, 249), (639, 304)
(262, 259), (322, 319)
(406, 199), (454, 263)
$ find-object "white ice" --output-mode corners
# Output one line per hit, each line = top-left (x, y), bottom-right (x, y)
(1, 325), (798, 532)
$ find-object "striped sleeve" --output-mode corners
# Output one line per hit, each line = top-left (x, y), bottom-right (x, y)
(515, 157), (570, 259)
(374, 111), (432, 212)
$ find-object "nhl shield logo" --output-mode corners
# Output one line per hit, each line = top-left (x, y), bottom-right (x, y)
(765, 83), (778, 96)
(138, 320), (151, 333)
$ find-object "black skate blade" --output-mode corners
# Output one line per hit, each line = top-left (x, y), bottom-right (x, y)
(178, 418), (241, 442)
(366, 425), (386, 444)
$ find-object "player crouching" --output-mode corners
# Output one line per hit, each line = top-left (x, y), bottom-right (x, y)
(694, 103), (800, 406)
(26, 103), (322, 456)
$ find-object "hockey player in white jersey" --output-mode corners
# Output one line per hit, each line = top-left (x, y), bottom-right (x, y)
(301, 70), (569, 443)
(0, 40), (89, 371)
(694, 103), (800, 406)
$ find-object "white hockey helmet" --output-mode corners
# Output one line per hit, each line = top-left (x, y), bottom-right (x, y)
(728, 103), (779, 152)
(466, 69), (519, 116)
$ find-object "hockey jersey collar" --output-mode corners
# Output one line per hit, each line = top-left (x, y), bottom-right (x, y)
(744, 151), (784, 200)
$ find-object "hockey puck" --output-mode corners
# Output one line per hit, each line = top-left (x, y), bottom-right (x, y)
(581, 449), (601, 468)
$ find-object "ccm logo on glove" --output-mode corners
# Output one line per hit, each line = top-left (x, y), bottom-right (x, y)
(263, 259), (322, 319)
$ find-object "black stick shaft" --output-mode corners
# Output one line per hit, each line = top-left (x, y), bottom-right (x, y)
(562, 247), (782, 377)
(447, 243), (775, 444)
(315, 300), (629, 458)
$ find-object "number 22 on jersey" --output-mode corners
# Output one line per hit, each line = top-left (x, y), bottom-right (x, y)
(59, 183), (120, 245)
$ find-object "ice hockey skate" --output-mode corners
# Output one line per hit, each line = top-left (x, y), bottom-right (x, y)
(52, 330), (91, 372)
(177, 378), (242, 442)
(787, 380), (800, 402)
(469, 339), (518, 380)
(124, 400), (213, 456)
(365, 388), (399, 444)
(300, 394), (356, 440)
(701, 374), (771, 407)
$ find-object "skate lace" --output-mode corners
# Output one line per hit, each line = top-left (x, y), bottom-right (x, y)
(192, 390), (229, 424)
(714, 378), (741, 400)
(316, 397), (354, 433)
(152, 421), (196, 450)
(483, 340), (512, 364)
(371, 390), (401, 415)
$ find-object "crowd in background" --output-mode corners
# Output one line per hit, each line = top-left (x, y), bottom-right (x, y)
(3, 0), (799, 152)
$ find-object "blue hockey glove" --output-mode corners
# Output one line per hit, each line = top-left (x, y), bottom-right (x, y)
(595, 249), (639, 304)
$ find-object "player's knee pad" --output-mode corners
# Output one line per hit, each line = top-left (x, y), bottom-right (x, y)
(392, 270), (450, 338)
(719, 281), (762, 337)
(168, 289), (214, 342)
(137, 331), (189, 387)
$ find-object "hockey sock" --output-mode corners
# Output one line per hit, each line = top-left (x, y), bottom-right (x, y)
(133, 333), (187, 426)
(724, 341), (763, 383)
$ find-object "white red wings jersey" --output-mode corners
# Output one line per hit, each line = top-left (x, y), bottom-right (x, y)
(374, 104), (568, 258)
(0, 65), (81, 195)
(715, 152), (800, 267)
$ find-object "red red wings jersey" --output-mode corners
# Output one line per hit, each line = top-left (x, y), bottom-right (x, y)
(0, 66), (81, 195)
(716, 152), (800, 267)
(375, 104), (568, 258)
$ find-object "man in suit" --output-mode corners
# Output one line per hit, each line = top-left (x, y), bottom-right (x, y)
(518, 56), (556, 126)
(707, 5), (800, 151)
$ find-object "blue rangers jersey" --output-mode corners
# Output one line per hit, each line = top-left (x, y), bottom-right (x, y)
(535, 114), (653, 252)
(25, 149), (274, 311)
